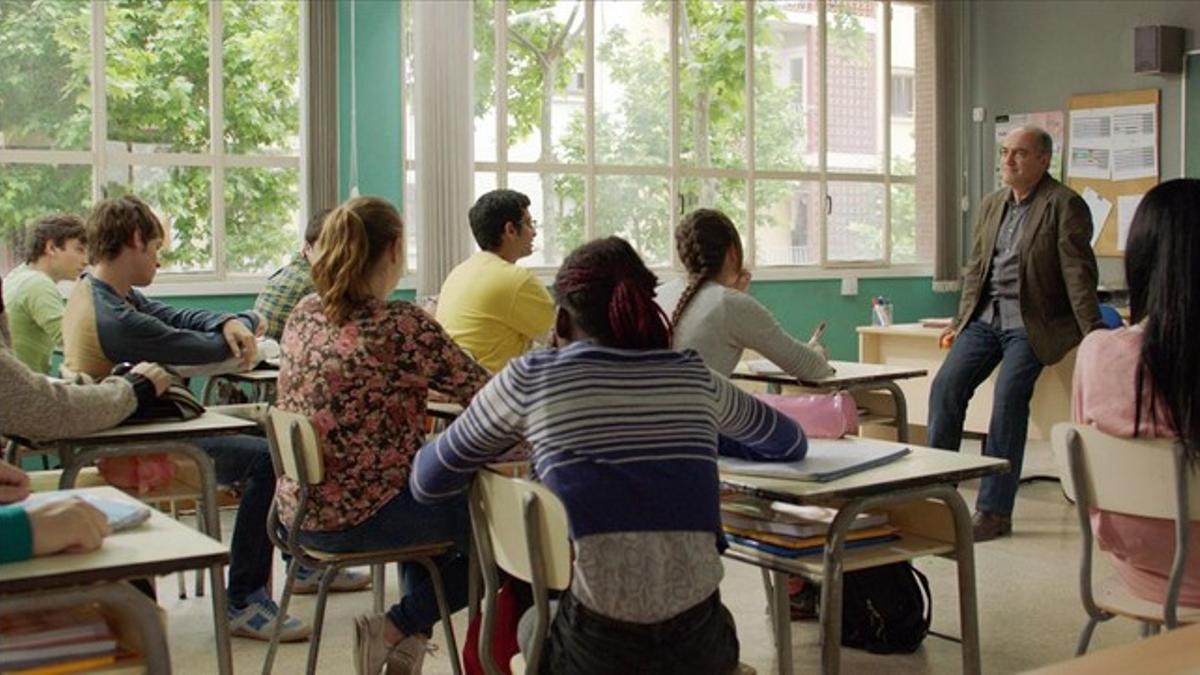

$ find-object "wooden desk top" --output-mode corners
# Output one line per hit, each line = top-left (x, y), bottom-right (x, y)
(733, 359), (928, 388)
(49, 411), (258, 447)
(0, 487), (229, 594)
(720, 440), (1008, 506)
(1023, 623), (1200, 674)
(856, 323), (945, 338)
(428, 401), (465, 420)
(218, 369), (280, 382)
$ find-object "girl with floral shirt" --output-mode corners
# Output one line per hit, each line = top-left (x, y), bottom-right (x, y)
(275, 196), (490, 675)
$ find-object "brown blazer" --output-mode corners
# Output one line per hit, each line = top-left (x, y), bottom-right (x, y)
(955, 175), (1102, 366)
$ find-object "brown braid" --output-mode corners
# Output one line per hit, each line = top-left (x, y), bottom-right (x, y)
(671, 208), (744, 327)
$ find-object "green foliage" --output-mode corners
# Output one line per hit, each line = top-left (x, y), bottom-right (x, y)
(0, 0), (299, 274)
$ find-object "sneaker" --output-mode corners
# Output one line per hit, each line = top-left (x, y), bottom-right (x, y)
(292, 566), (373, 594)
(385, 634), (431, 674)
(228, 588), (311, 642)
(971, 510), (1013, 542)
(355, 613), (416, 675)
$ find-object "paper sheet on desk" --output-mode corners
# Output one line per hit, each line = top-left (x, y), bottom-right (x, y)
(17, 491), (152, 531)
(719, 439), (910, 482)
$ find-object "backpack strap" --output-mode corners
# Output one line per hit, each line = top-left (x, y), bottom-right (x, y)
(910, 565), (933, 630)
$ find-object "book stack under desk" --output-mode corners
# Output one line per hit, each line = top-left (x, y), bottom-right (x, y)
(0, 604), (140, 674)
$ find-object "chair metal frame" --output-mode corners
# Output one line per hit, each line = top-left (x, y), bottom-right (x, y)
(260, 408), (462, 675)
(467, 468), (571, 675)
(1057, 423), (1196, 654)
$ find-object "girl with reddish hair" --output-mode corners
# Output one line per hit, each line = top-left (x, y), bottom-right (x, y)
(413, 236), (806, 673)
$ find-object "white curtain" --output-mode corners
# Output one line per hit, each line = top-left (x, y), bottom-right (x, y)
(412, 1), (476, 298)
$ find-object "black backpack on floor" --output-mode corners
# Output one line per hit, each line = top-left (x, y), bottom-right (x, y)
(840, 562), (932, 654)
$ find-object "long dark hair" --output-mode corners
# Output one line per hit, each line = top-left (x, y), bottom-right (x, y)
(671, 208), (743, 327)
(553, 237), (671, 350)
(1124, 178), (1200, 460)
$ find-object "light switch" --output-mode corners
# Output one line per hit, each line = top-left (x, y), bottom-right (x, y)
(841, 276), (858, 296)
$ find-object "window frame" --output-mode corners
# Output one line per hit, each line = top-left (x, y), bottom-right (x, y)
(0, 0), (306, 292)
(446, 0), (933, 279)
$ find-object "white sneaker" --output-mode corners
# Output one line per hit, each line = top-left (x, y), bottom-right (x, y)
(292, 566), (372, 594)
(386, 634), (430, 675)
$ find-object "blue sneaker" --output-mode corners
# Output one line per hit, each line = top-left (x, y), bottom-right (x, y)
(228, 587), (311, 642)
(291, 566), (372, 595)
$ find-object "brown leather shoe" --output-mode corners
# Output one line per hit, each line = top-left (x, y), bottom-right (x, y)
(972, 511), (1012, 542)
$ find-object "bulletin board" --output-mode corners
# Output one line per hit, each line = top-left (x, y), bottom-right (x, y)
(1065, 88), (1159, 258)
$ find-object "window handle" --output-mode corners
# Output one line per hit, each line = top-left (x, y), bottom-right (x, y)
(825, 194), (833, 215)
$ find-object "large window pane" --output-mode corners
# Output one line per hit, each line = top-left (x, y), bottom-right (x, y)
(505, 0), (584, 164)
(754, 180), (819, 267)
(225, 167), (299, 275)
(508, 171), (582, 268)
(890, 2), (916, 175)
(473, 0), (497, 163)
(890, 182), (919, 264)
(0, 0), (91, 151)
(680, 177), (747, 231)
(679, 2), (746, 169)
(0, 164), (92, 252)
(825, 0), (882, 174)
(754, 1), (813, 171)
(827, 180), (883, 262)
(222, 0), (300, 155)
(106, 0), (210, 153)
(593, 1), (669, 166)
(104, 164), (213, 272)
(594, 175), (670, 267)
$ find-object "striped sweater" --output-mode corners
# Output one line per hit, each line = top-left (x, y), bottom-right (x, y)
(412, 341), (806, 537)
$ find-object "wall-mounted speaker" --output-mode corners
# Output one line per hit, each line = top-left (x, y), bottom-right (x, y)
(1134, 25), (1184, 75)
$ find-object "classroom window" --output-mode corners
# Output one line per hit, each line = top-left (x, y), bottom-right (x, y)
(0, 0), (303, 281)
(407, 0), (936, 273)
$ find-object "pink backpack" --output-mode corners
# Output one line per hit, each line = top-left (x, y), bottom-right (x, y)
(754, 391), (860, 439)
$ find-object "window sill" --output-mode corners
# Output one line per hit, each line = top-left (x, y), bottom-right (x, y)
(528, 264), (936, 286)
(139, 276), (418, 297)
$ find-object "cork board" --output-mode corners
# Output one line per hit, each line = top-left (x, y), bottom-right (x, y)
(1066, 88), (1160, 258)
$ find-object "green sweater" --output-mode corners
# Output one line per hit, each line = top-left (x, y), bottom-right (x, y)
(0, 505), (33, 563)
(2, 264), (65, 374)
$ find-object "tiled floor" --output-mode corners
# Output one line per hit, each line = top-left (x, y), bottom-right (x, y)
(162, 440), (1152, 674)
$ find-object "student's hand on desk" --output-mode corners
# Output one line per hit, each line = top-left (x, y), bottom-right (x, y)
(0, 460), (31, 504)
(222, 319), (258, 369)
(29, 497), (110, 556)
(131, 362), (172, 396)
(250, 310), (268, 338)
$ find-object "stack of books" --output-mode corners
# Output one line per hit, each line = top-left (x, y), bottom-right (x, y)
(721, 497), (899, 559)
(0, 605), (125, 674)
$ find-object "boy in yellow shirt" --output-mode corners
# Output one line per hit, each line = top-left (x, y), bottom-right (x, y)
(436, 190), (554, 372)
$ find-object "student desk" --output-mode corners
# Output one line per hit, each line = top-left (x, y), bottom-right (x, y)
(857, 324), (1075, 443)
(731, 360), (928, 442)
(8, 412), (259, 550)
(1024, 622), (1200, 674)
(720, 441), (1008, 675)
(0, 486), (233, 674)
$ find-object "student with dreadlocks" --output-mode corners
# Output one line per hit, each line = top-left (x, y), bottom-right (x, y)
(658, 208), (834, 380)
(412, 236), (807, 674)
(1073, 178), (1200, 607)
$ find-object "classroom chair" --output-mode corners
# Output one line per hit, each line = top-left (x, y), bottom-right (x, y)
(467, 468), (571, 675)
(1052, 423), (1200, 655)
(260, 408), (462, 675)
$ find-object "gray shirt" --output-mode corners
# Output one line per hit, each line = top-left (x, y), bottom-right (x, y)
(977, 189), (1036, 330)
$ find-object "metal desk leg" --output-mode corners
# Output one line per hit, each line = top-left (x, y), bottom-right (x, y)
(942, 487), (982, 674)
(771, 569), (794, 675)
(877, 380), (910, 443)
(211, 562), (233, 675)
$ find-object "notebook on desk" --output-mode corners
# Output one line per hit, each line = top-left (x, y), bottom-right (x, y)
(719, 439), (911, 482)
(17, 491), (152, 532)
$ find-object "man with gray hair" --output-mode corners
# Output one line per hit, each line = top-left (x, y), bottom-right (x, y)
(928, 125), (1103, 541)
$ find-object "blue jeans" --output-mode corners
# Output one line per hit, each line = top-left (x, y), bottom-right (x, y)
(297, 485), (471, 636)
(927, 320), (1043, 516)
(193, 434), (277, 607)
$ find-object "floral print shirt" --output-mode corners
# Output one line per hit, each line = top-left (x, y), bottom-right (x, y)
(275, 294), (490, 531)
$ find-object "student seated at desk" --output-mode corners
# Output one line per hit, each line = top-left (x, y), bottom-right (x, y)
(2, 214), (89, 374)
(254, 208), (331, 342)
(435, 189), (555, 372)
(657, 208), (834, 380)
(0, 460), (110, 563)
(1073, 179), (1200, 606)
(60, 195), (335, 643)
(274, 197), (491, 675)
(413, 236), (807, 674)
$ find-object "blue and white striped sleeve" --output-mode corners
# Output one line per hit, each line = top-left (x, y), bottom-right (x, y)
(411, 368), (526, 503)
(712, 371), (807, 461)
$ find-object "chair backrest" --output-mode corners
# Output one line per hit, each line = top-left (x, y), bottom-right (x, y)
(265, 408), (325, 485)
(471, 469), (571, 591)
(1053, 423), (1198, 520)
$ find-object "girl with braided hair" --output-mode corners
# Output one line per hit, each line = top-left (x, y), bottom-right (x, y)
(659, 208), (834, 380)
(413, 236), (806, 674)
